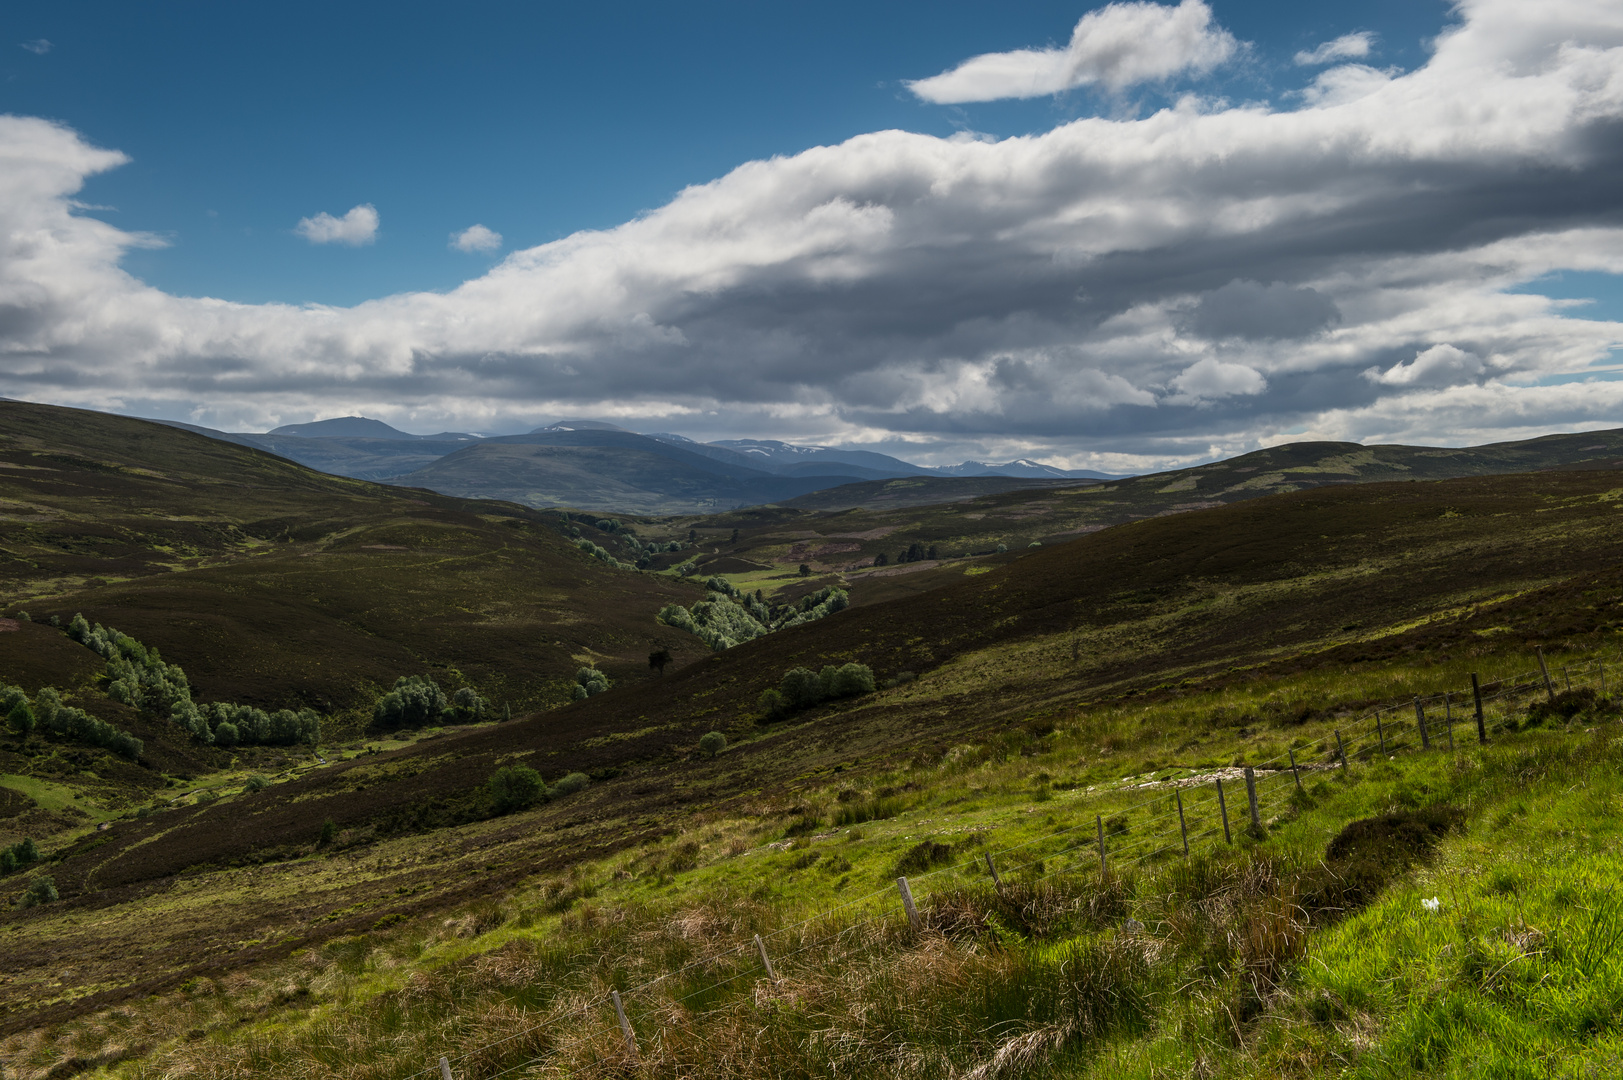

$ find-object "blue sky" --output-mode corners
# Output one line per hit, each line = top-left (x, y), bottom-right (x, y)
(6, 0), (1451, 306)
(0, 0), (1620, 468)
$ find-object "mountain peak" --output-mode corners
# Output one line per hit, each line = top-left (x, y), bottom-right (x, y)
(268, 416), (416, 440)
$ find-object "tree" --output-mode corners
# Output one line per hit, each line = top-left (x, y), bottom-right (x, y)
(799, 563), (811, 577)
(688, 528), (698, 542)
(452, 687), (489, 722)
(244, 774), (271, 793)
(20, 875), (57, 907)
(6, 699), (33, 736)
(318, 819), (337, 847)
(488, 765), (547, 813)
(730, 528), (740, 544)
(873, 552), (888, 567)
(649, 648), (673, 675)
(699, 731), (726, 758)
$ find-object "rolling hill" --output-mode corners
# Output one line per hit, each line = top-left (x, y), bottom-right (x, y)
(6, 416), (1623, 1033)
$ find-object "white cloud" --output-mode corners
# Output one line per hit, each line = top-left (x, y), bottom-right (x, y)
(1294, 31), (1376, 66)
(19, 39), (51, 55)
(1295, 63), (1396, 107)
(1169, 357), (1268, 401)
(906, 0), (1238, 104)
(295, 204), (379, 246)
(1, 0), (1623, 470)
(1363, 343), (1489, 386)
(450, 224), (502, 253)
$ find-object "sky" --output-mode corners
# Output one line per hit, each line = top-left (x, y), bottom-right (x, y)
(2, 0), (1622, 471)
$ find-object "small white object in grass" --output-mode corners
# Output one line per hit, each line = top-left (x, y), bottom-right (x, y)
(1422, 896), (1441, 913)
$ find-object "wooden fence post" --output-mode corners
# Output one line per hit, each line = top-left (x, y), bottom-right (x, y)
(1243, 767), (1260, 829)
(984, 851), (1002, 889)
(1414, 697), (1430, 750)
(1537, 646), (1555, 702)
(1375, 710), (1387, 754)
(612, 990), (638, 1061)
(1471, 673), (1487, 744)
(896, 876), (921, 933)
(1096, 814), (1108, 876)
(1288, 747), (1301, 790)
(1443, 694), (1454, 750)
(1175, 789), (1189, 857)
(1335, 730), (1348, 772)
(1602, 663), (1607, 699)
(755, 934), (779, 981)
(439, 1057), (453, 1080)
(1216, 779), (1232, 843)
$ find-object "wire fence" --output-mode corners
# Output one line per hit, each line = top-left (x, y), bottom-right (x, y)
(419, 647), (1616, 1078)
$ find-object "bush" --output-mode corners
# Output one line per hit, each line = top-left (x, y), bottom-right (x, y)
(214, 721), (239, 747)
(572, 668), (611, 700)
(318, 819), (337, 847)
(699, 731), (726, 758)
(551, 772), (589, 797)
(19, 875), (56, 908)
(488, 765), (547, 813)
(244, 774), (271, 793)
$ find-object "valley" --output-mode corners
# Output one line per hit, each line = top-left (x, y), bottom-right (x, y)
(3, 401), (1623, 1077)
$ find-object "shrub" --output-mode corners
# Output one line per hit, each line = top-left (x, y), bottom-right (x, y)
(19, 875), (56, 908)
(214, 721), (240, 747)
(488, 765), (547, 813)
(572, 668), (611, 700)
(244, 774), (271, 793)
(0, 850), (14, 874)
(699, 731), (726, 758)
(551, 772), (589, 797)
(318, 819), (337, 847)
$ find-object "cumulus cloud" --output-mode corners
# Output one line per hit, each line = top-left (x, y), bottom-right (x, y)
(1, 0), (1622, 471)
(1169, 358), (1267, 401)
(906, 0), (1238, 104)
(1363, 343), (1490, 387)
(295, 203), (378, 245)
(450, 224), (502, 253)
(19, 39), (51, 55)
(1294, 32), (1375, 66)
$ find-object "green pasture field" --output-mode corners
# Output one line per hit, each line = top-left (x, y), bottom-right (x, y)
(5, 643), (1620, 1079)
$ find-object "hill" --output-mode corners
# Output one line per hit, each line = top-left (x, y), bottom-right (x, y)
(630, 428), (1623, 594)
(7, 453), (1623, 1037)
(0, 400), (708, 717)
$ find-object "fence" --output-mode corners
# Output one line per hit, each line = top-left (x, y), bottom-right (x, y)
(416, 647), (1615, 1079)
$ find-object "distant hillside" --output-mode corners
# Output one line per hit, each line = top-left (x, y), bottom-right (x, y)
(0, 401), (706, 715)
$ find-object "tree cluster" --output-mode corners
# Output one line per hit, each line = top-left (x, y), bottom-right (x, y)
(374, 676), (491, 729)
(205, 702), (322, 747)
(758, 662), (876, 720)
(2, 683), (143, 760)
(657, 578), (849, 651)
(1, 837), (39, 875)
(70, 614), (212, 742)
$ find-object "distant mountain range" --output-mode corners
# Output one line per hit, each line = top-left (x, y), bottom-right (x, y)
(151, 416), (1116, 513)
